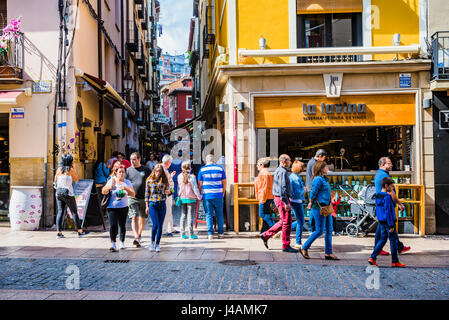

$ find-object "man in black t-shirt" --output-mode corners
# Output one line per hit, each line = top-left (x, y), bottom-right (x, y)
(126, 152), (152, 247)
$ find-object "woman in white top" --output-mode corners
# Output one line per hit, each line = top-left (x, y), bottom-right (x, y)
(54, 154), (88, 238)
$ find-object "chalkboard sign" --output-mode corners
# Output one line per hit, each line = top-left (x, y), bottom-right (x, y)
(194, 201), (206, 228)
(67, 179), (105, 230)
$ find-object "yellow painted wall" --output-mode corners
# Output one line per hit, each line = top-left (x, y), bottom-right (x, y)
(372, 0), (420, 61)
(237, 0), (289, 64)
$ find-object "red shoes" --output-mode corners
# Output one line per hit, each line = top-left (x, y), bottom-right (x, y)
(379, 250), (389, 256)
(391, 262), (407, 267)
(400, 246), (411, 254)
(368, 258), (378, 266)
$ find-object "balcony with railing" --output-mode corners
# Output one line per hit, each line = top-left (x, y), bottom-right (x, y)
(431, 31), (449, 81)
(126, 21), (139, 53)
(0, 32), (24, 83)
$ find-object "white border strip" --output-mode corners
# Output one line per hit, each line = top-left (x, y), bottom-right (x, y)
(289, 0), (297, 64)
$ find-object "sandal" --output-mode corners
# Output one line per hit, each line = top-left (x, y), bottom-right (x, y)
(325, 254), (340, 260)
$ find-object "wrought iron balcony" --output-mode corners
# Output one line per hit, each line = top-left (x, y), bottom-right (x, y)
(126, 21), (139, 53)
(431, 31), (449, 81)
(0, 32), (24, 82)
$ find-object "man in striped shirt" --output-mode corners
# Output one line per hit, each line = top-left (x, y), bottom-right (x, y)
(198, 154), (227, 240)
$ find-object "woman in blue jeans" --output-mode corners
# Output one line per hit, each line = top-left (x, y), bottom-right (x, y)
(289, 161), (306, 249)
(299, 161), (339, 260)
(145, 164), (172, 252)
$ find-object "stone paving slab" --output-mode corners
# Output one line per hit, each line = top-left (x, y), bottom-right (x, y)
(1, 257), (448, 300)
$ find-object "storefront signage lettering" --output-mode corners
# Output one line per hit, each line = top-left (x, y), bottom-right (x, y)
(302, 102), (366, 120)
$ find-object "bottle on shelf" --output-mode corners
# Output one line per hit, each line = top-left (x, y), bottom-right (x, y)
(363, 177), (367, 186)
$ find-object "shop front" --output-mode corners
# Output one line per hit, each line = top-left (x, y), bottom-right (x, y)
(253, 92), (419, 233)
(208, 62), (433, 234)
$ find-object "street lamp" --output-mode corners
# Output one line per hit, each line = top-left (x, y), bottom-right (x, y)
(143, 95), (151, 107)
(123, 72), (134, 93)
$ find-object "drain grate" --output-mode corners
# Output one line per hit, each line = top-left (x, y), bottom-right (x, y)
(219, 260), (258, 266)
(104, 259), (130, 263)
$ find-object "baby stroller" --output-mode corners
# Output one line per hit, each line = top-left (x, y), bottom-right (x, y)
(339, 184), (378, 237)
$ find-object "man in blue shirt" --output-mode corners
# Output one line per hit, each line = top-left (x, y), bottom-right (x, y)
(198, 154), (227, 240)
(374, 157), (410, 254)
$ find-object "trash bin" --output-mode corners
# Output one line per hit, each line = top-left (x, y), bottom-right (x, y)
(9, 186), (43, 231)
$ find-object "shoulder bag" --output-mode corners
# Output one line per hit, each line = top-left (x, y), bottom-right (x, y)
(316, 201), (334, 217)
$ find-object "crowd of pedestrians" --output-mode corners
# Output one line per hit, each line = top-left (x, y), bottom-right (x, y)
(54, 149), (412, 266)
(54, 151), (227, 253)
(257, 151), (411, 267)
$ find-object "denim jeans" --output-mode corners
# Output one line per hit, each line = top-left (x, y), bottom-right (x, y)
(203, 198), (224, 235)
(375, 222), (404, 252)
(180, 202), (196, 236)
(149, 201), (166, 244)
(371, 223), (399, 263)
(291, 202), (305, 245)
(302, 206), (333, 254)
(259, 199), (275, 233)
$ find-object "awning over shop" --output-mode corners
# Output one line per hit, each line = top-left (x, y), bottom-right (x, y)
(0, 91), (23, 105)
(75, 68), (136, 116)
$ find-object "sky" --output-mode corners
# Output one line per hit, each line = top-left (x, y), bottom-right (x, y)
(157, 0), (193, 56)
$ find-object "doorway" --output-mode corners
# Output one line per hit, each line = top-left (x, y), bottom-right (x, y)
(0, 113), (9, 221)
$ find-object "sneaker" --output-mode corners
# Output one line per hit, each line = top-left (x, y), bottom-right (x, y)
(164, 233), (173, 237)
(392, 262), (406, 267)
(172, 230), (180, 234)
(294, 244), (302, 249)
(379, 250), (390, 256)
(208, 235), (213, 240)
(368, 258), (378, 266)
(218, 234), (224, 239)
(119, 242), (125, 250)
(190, 234), (198, 240)
(400, 246), (411, 254)
(181, 235), (188, 240)
(78, 230), (89, 238)
(57, 233), (64, 239)
(259, 233), (269, 249)
(109, 242), (118, 252)
(133, 239), (141, 248)
(155, 244), (161, 252)
(282, 246), (299, 253)
(148, 242), (155, 252)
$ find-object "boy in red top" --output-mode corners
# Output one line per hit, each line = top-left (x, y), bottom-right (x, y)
(331, 190), (341, 236)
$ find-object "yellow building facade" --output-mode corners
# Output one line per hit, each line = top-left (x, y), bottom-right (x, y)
(194, 0), (436, 234)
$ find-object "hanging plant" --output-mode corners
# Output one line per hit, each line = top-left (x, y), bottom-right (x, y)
(0, 17), (22, 64)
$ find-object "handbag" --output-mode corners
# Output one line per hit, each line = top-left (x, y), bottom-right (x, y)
(316, 201), (334, 217)
(100, 191), (111, 211)
(174, 197), (181, 206)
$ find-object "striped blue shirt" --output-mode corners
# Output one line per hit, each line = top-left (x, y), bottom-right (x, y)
(198, 164), (226, 199)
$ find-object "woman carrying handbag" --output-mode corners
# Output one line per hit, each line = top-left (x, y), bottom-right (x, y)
(299, 161), (339, 261)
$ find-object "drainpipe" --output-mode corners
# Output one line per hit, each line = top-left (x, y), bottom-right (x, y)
(98, 0), (104, 128)
(233, 107), (238, 183)
(52, 0), (65, 226)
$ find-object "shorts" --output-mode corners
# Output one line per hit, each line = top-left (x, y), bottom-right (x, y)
(128, 197), (148, 219)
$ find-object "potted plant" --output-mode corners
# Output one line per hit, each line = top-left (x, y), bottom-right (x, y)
(0, 17), (22, 66)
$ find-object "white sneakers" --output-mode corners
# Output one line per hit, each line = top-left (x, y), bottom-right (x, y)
(208, 235), (213, 240)
(149, 242), (155, 252)
(119, 242), (125, 250)
(218, 234), (224, 239)
(149, 242), (161, 252)
(155, 244), (161, 252)
(110, 242), (117, 252)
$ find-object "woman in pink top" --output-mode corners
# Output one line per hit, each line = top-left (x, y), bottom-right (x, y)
(178, 160), (202, 239)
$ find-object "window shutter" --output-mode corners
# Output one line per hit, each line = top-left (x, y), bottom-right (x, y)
(297, 0), (362, 14)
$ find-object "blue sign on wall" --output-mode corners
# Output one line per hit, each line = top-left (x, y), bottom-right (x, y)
(399, 73), (412, 88)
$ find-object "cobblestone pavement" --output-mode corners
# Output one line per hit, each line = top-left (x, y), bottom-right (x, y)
(1, 257), (448, 299)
